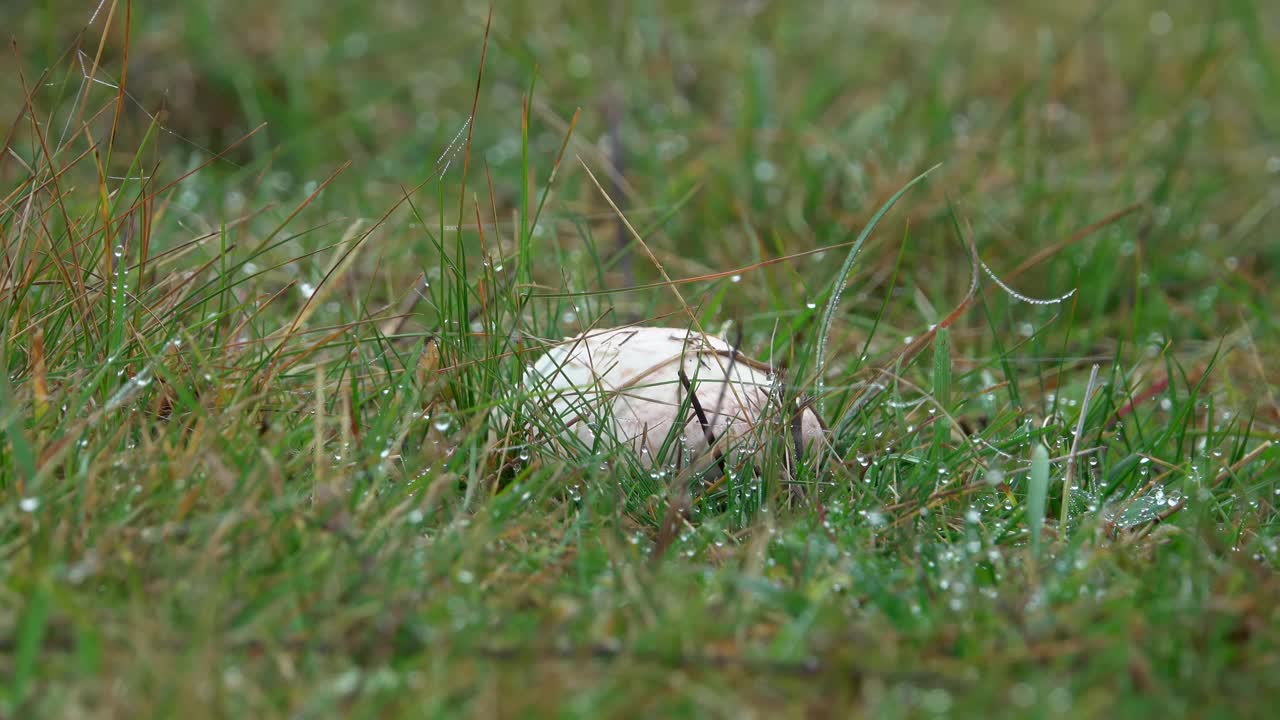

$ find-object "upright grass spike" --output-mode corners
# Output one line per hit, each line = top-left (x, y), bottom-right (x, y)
(932, 327), (951, 453)
(1062, 363), (1100, 528)
(1028, 440), (1051, 555)
(518, 70), (536, 290)
(815, 164), (938, 420)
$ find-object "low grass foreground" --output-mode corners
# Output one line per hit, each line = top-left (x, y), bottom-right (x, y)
(2, 1), (1279, 717)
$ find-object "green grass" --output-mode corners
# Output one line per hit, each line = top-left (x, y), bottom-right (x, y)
(3, 1), (1280, 717)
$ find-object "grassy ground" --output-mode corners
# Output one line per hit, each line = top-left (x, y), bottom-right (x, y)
(3, 1), (1280, 717)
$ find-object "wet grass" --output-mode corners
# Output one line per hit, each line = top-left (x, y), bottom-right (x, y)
(2, 1), (1280, 717)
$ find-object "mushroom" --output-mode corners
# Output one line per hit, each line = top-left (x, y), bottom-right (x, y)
(514, 326), (825, 470)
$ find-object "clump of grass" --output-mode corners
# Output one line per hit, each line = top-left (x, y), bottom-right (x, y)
(3, 2), (1280, 717)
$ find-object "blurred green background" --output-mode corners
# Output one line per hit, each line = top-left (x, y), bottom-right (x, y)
(6, 0), (1278, 350)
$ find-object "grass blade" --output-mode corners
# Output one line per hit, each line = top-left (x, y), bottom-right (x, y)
(932, 326), (951, 452)
(1028, 442), (1051, 554)
(815, 164), (938, 417)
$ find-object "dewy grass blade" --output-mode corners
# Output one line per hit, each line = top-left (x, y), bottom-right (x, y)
(1028, 441), (1051, 555)
(816, 164), (938, 418)
(932, 326), (951, 452)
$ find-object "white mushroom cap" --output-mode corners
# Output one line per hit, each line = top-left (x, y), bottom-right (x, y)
(516, 326), (825, 468)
